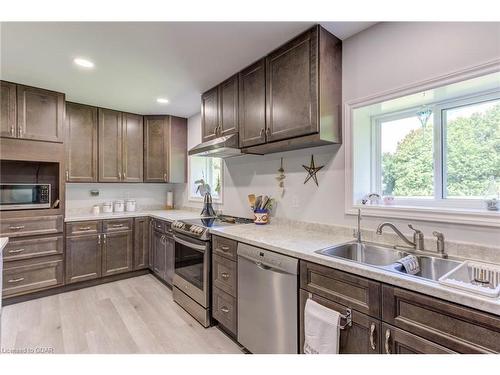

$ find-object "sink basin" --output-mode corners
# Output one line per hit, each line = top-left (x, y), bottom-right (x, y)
(316, 241), (410, 266)
(316, 241), (463, 282)
(389, 256), (462, 281)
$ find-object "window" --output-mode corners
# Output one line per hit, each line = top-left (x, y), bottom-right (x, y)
(188, 156), (223, 202)
(372, 94), (499, 205)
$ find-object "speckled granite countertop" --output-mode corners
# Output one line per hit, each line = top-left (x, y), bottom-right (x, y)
(210, 223), (500, 316)
(65, 209), (201, 222)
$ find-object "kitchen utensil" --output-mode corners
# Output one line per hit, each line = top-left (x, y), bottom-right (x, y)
(125, 199), (136, 212)
(260, 195), (269, 210)
(254, 196), (262, 211)
(248, 194), (256, 210)
(102, 202), (113, 213)
(114, 200), (125, 213)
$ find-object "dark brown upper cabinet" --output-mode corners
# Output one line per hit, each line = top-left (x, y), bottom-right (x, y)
(98, 108), (143, 182)
(144, 115), (187, 183)
(201, 74), (239, 143)
(0, 81), (17, 138)
(1, 82), (65, 143)
(201, 87), (219, 142)
(238, 59), (266, 148)
(238, 25), (342, 154)
(65, 102), (98, 182)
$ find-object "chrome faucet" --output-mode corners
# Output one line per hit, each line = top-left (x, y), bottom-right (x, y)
(432, 231), (447, 257)
(376, 222), (425, 251)
(353, 209), (362, 243)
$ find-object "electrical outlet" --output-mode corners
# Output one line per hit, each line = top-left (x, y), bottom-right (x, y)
(90, 189), (99, 197)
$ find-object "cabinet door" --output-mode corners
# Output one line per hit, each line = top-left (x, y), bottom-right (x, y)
(65, 102), (98, 182)
(17, 85), (65, 143)
(238, 59), (266, 148)
(266, 27), (318, 142)
(164, 234), (175, 285)
(122, 113), (143, 182)
(102, 230), (133, 276)
(133, 217), (149, 270)
(152, 230), (166, 278)
(299, 290), (381, 354)
(1, 81), (17, 138)
(144, 116), (167, 182)
(66, 234), (102, 284)
(382, 324), (455, 354)
(219, 75), (238, 136)
(201, 86), (219, 142)
(98, 108), (123, 182)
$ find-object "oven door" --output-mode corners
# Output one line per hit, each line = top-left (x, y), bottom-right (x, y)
(173, 233), (210, 308)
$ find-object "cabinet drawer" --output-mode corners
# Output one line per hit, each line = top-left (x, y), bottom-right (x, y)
(382, 285), (500, 353)
(3, 235), (63, 262)
(103, 218), (133, 232)
(151, 219), (166, 233)
(1, 215), (63, 238)
(2, 255), (64, 297)
(213, 254), (237, 297)
(212, 286), (237, 336)
(212, 235), (237, 261)
(66, 220), (101, 235)
(300, 260), (381, 318)
(299, 289), (381, 354)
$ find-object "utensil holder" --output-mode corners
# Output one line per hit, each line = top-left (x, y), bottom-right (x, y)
(254, 209), (269, 225)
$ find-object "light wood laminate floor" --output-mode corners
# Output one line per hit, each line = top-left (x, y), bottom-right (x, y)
(1, 275), (243, 354)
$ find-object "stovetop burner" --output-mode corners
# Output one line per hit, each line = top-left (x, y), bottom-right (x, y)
(172, 215), (253, 240)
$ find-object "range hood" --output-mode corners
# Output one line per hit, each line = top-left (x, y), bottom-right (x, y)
(188, 134), (244, 158)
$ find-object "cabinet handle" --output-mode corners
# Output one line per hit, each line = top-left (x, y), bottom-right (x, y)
(259, 128), (265, 138)
(123, 171), (127, 179)
(220, 306), (229, 313)
(111, 224), (124, 228)
(8, 248), (25, 254)
(266, 128), (271, 137)
(8, 277), (25, 283)
(118, 172), (122, 180)
(10, 126), (15, 136)
(103, 234), (106, 244)
(66, 170), (69, 181)
(9, 225), (25, 231)
(98, 234), (101, 245)
(384, 329), (391, 354)
(220, 245), (230, 252)
(221, 272), (230, 279)
(163, 173), (167, 182)
(78, 226), (92, 231)
(369, 323), (376, 350)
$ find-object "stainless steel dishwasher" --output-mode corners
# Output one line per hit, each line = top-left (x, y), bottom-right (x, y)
(237, 243), (298, 354)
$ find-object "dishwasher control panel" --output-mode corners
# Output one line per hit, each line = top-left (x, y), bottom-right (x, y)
(237, 242), (298, 274)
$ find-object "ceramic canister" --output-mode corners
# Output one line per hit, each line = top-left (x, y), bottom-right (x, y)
(254, 209), (269, 225)
(114, 200), (125, 212)
(102, 202), (113, 213)
(125, 199), (136, 212)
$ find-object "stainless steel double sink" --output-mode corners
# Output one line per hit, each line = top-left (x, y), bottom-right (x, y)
(315, 241), (461, 282)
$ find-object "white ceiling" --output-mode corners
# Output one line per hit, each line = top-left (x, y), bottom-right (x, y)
(0, 22), (375, 117)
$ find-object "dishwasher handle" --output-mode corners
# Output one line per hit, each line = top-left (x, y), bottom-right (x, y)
(238, 253), (297, 275)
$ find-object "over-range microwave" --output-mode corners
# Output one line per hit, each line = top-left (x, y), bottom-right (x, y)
(0, 183), (51, 210)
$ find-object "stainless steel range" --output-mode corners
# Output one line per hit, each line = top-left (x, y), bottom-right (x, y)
(171, 215), (253, 327)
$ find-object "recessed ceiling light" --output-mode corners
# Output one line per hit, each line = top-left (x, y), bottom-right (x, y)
(73, 58), (94, 68)
(157, 98), (169, 104)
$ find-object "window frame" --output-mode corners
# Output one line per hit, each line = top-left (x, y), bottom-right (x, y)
(187, 156), (224, 204)
(371, 89), (500, 207)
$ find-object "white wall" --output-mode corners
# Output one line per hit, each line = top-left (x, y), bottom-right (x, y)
(181, 22), (500, 247)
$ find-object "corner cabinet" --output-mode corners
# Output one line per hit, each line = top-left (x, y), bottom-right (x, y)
(1, 81), (65, 143)
(98, 109), (143, 182)
(201, 74), (239, 142)
(65, 102), (98, 182)
(144, 115), (187, 183)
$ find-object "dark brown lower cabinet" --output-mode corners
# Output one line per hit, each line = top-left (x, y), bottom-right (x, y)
(66, 233), (102, 284)
(101, 230), (133, 277)
(133, 217), (150, 270)
(150, 220), (175, 286)
(382, 324), (455, 354)
(152, 229), (167, 279)
(299, 289), (381, 354)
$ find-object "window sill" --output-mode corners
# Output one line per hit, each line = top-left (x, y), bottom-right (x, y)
(348, 203), (500, 228)
(188, 196), (223, 205)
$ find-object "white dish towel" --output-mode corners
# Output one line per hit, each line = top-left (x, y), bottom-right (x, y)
(303, 298), (341, 354)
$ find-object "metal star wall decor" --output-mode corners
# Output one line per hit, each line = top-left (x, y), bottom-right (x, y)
(303, 155), (324, 186)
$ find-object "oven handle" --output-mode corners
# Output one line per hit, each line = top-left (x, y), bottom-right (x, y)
(173, 235), (208, 252)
